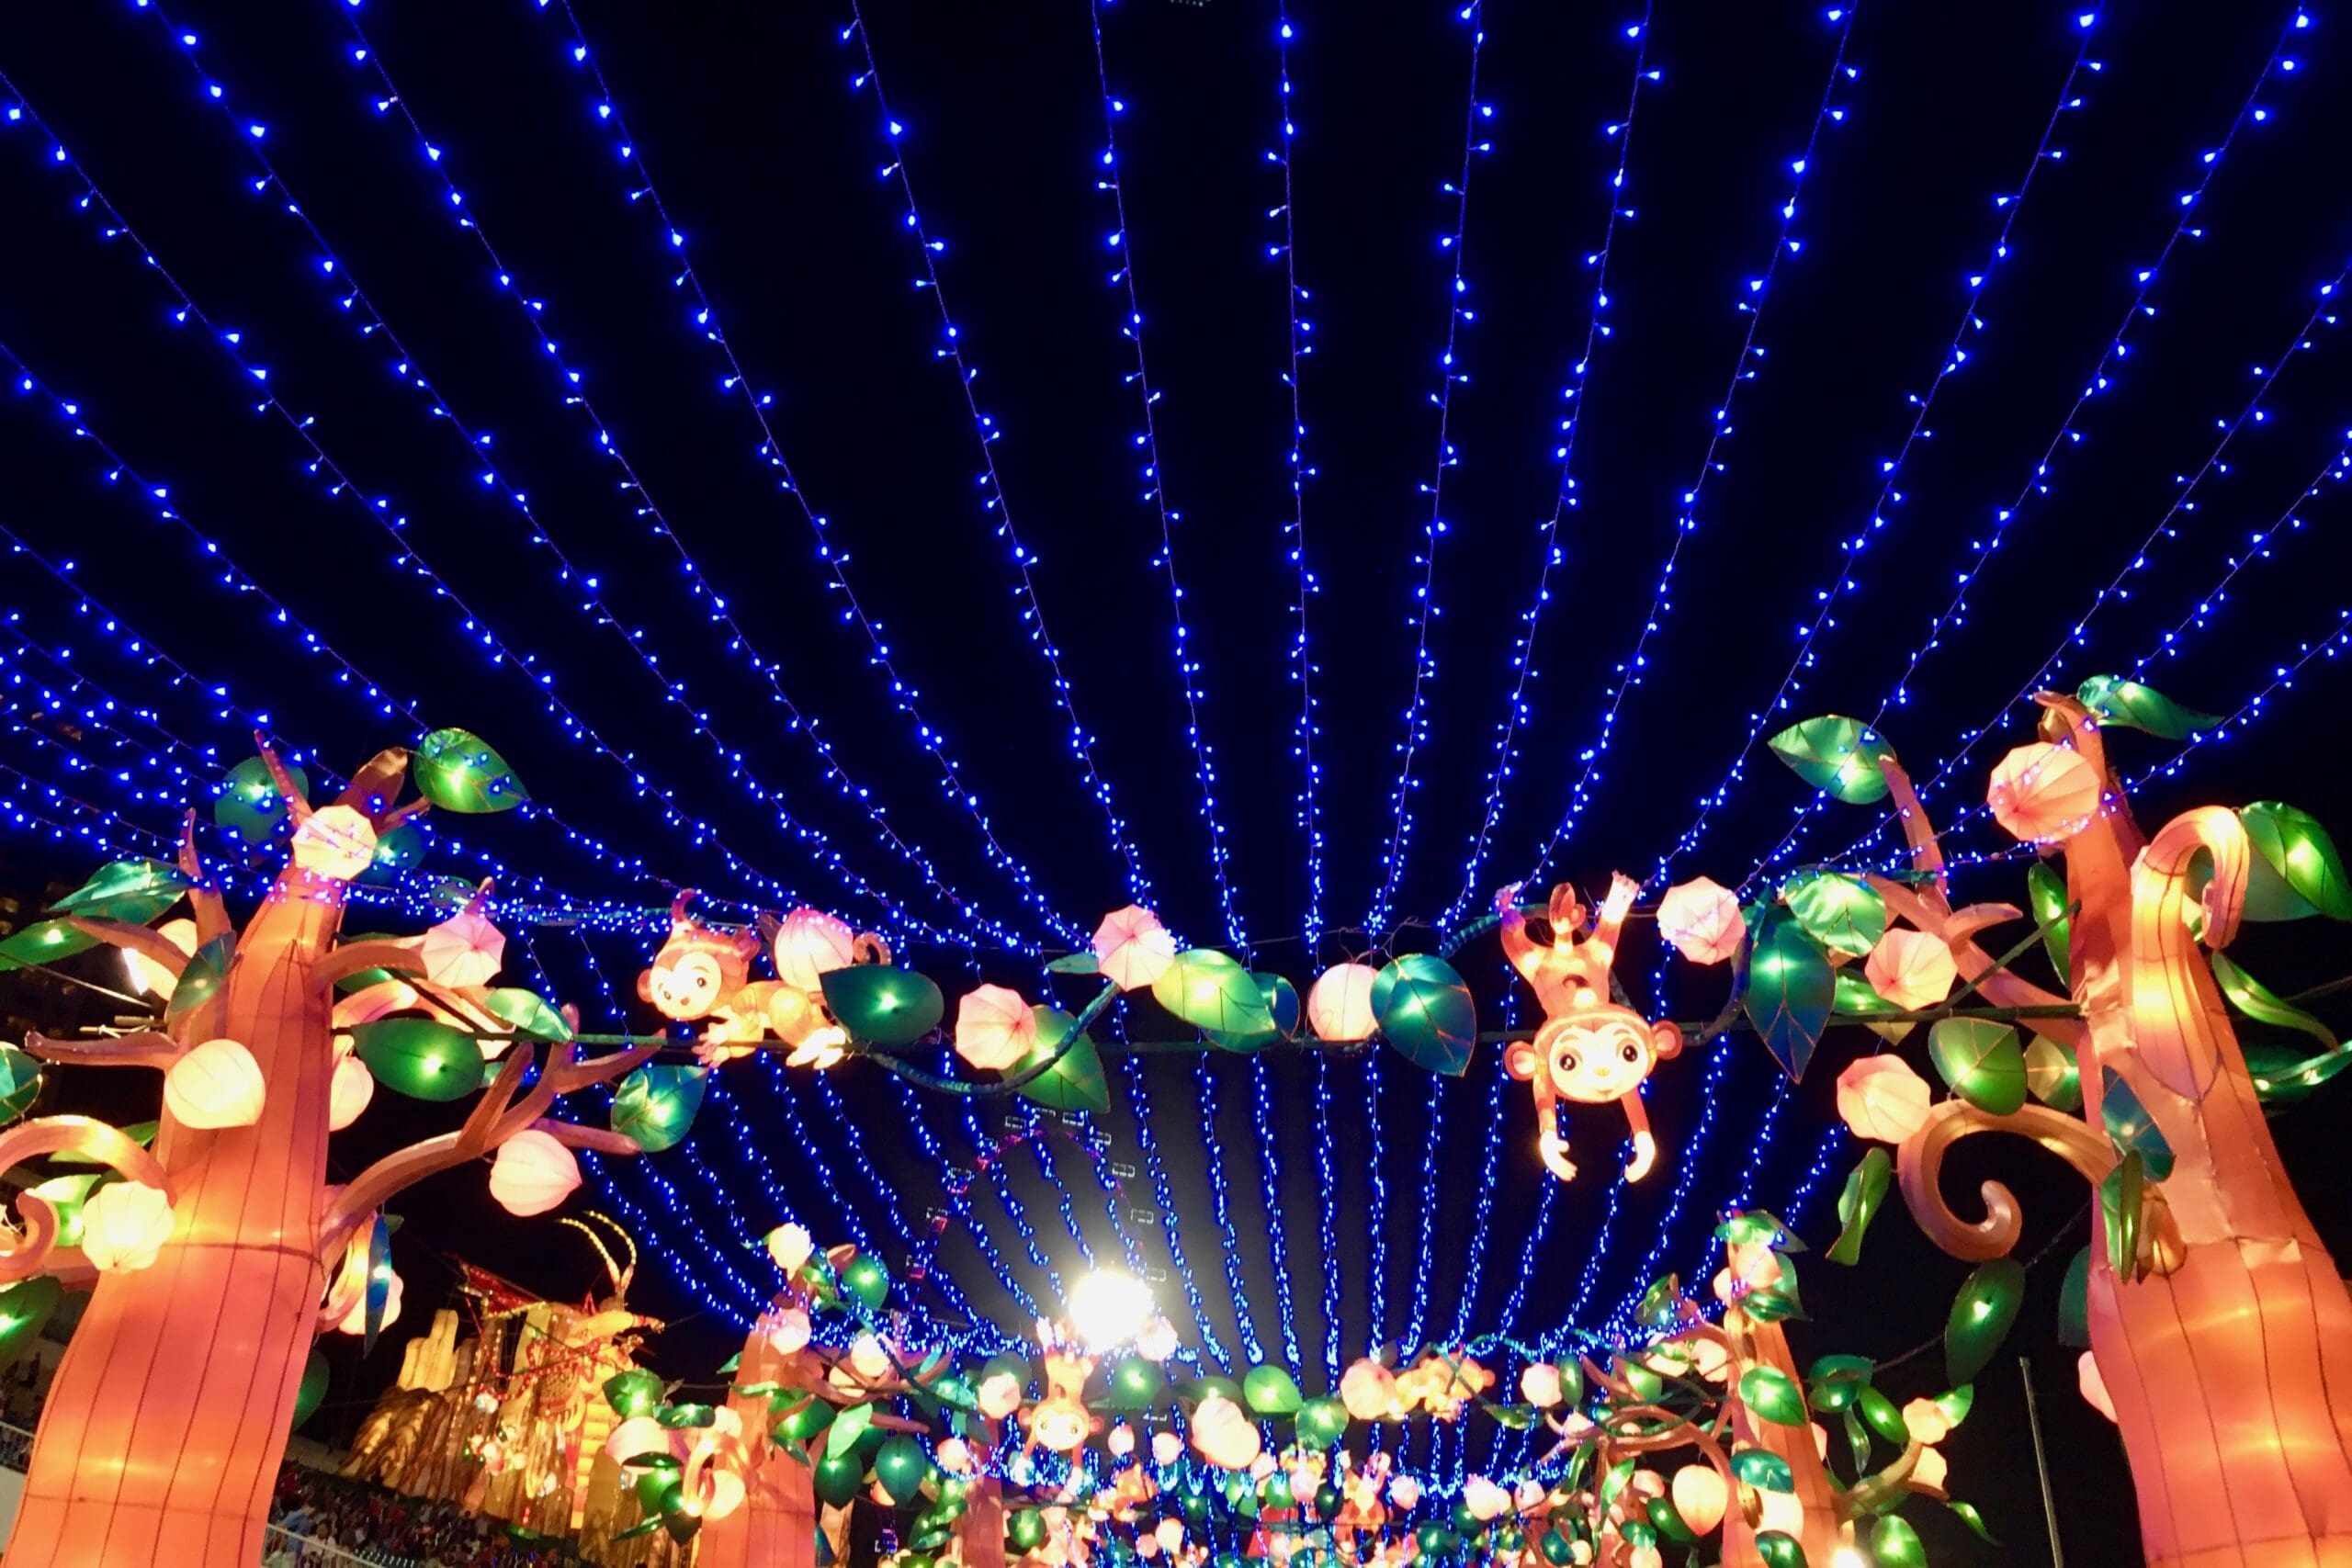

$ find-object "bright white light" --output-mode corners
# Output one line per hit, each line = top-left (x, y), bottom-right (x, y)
(1830, 1550), (1867, 1568)
(1066, 1269), (1155, 1350)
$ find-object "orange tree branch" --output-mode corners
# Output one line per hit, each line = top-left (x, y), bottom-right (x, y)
(63, 917), (193, 981)
(312, 938), (426, 991)
(530, 1119), (639, 1157)
(317, 1045), (533, 1262)
(0, 1116), (173, 1283)
(254, 731), (312, 823)
(175, 810), (233, 947)
(23, 1031), (187, 1071)
(332, 745), (411, 818)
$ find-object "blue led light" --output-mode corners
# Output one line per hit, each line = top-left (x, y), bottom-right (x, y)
(1362, 1053), (1390, 1359)
(1124, 1053), (1235, 1370)
(839, 4), (1157, 915)
(1520, 6), (1863, 886)
(1367, 1), (1491, 936)
(1088, 0), (1248, 947)
(1249, 1056), (1306, 1373)
(1645, 17), (2101, 891)
(1312, 1055), (1342, 1382)
(1195, 1055), (1266, 1364)
(1439, 5), (1655, 933)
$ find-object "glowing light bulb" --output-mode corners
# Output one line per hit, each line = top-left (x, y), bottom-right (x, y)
(1067, 1268), (1154, 1349)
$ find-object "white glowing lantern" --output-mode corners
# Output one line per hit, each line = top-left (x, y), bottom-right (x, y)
(1387, 1476), (1422, 1511)
(1462, 1476), (1511, 1522)
(81, 1180), (175, 1272)
(1306, 964), (1378, 1042)
(1862, 928), (1957, 1010)
(606, 1416), (674, 1466)
(1107, 1423), (1135, 1459)
(766, 1222), (814, 1275)
(488, 1129), (581, 1216)
(1154, 1520), (1186, 1556)
(774, 907), (857, 991)
(421, 908), (506, 988)
(849, 1334), (893, 1381)
(1655, 878), (1746, 965)
(702, 1469), (747, 1523)
(978, 1372), (1023, 1421)
(1151, 1431), (1184, 1468)
(330, 1054), (376, 1132)
(766, 1305), (812, 1356)
(121, 917), (198, 999)
(1668, 1465), (1726, 1535)
(290, 805), (378, 882)
(164, 1037), (266, 1130)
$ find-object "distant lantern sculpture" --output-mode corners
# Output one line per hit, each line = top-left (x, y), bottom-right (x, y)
(0, 734), (666, 1568)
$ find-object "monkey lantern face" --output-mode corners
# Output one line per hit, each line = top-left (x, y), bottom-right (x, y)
(641, 949), (728, 1021)
(1532, 1007), (1672, 1103)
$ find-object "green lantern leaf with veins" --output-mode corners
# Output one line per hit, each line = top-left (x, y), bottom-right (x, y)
(412, 728), (528, 814)
(2075, 674), (2222, 739)
(1766, 714), (1895, 804)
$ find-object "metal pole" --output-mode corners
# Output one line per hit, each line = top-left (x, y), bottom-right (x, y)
(2019, 1354), (2065, 1566)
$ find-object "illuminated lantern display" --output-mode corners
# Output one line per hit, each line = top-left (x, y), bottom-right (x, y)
(419, 906), (506, 988)
(120, 916), (198, 999)
(1091, 904), (1177, 991)
(1190, 1394), (1261, 1471)
(1861, 926), (1957, 1010)
(1305, 963), (1378, 1042)
(328, 1053), (376, 1131)
(773, 906), (857, 991)
(0, 739), (662, 1568)
(488, 1128), (582, 1216)
(1834, 1055), (1933, 1145)
(1984, 739), (2102, 843)
(954, 983), (1039, 1070)
(1655, 876), (1746, 964)
(162, 1037), (267, 1130)
(78, 1181), (175, 1274)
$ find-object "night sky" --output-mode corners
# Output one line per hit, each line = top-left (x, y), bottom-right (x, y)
(6, 0), (2352, 1561)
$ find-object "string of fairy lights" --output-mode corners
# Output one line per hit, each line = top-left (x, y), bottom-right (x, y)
(4, 4), (2348, 1504)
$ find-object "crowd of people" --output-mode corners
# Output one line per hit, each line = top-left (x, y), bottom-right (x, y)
(263, 1466), (593, 1568)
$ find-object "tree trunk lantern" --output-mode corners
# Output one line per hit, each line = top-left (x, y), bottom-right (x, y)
(0, 738), (659, 1568)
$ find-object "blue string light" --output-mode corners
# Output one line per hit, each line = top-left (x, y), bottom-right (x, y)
(1439, 6), (1656, 933)
(0, 126), (862, 932)
(126, 8), (1042, 953)
(1265, 0), (1328, 950)
(1444, 1055), (1509, 1350)
(488, 0), (1091, 949)
(1401, 1076), (1447, 1353)
(962, 1093), (1066, 1303)
(1747, 8), (2314, 886)
(1368, 2), (1490, 936)
(1248, 1056), (1305, 1373)
(1521, 6), (1864, 887)
(1195, 1054), (1266, 1364)
(1123, 1053), (1236, 1371)
(889, 1074), (1050, 1323)
(1645, 15), (2102, 888)
(1312, 1055), (1341, 1384)
(837, 3), (1157, 914)
(1362, 1053), (1390, 1359)
(1088, 0), (1248, 947)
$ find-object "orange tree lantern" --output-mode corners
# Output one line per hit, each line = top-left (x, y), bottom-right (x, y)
(0, 733), (670, 1568)
(1770, 679), (2352, 1566)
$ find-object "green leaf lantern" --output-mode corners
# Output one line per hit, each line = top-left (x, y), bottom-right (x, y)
(1946, 1500), (2000, 1544)
(813, 1451), (865, 1509)
(481, 987), (574, 1044)
(1871, 1515), (1928, 1568)
(1372, 953), (1477, 1077)
(605, 1368), (665, 1419)
(1014, 1010), (1112, 1114)
(839, 1253), (890, 1312)
(1752, 1531), (1808, 1568)
(2100, 1067), (2176, 1179)
(2210, 953), (2338, 1052)
(1804, 1355), (1873, 1413)
(1155, 950), (1275, 1043)
(412, 728), (528, 813)
(2075, 674), (2222, 739)
(2101, 1153), (2145, 1281)
(0, 919), (100, 973)
(1928, 1018), (2027, 1115)
(1255, 973), (1303, 1038)
(1008, 1510), (1049, 1553)
(1106, 1356), (1166, 1410)
(350, 1018), (485, 1102)
(166, 932), (236, 1029)
(292, 1348), (331, 1429)
(1944, 1258), (2026, 1385)
(0, 1045), (42, 1125)
(1645, 1496), (1695, 1545)
(1738, 1365), (1808, 1427)
(1766, 714), (1894, 804)
(1730, 1448), (1794, 1493)
(1781, 871), (1887, 960)
(2026, 860), (2073, 989)
(1857, 1386), (1910, 1448)
(874, 1436), (932, 1504)
(1295, 1395), (1349, 1450)
(1744, 915), (1836, 1079)
(2024, 1035), (2083, 1112)
(2238, 802), (2352, 921)
(612, 1066), (709, 1153)
(214, 756), (308, 844)
(773, 1396), (835, 1449)
(821, 964), (944, 1046)
(358, 822), (431, 886)
(0, 1276), (64, 1375)
(51, 858), (191, 920)
(1826, 1147), (1891, 1266)
(2058, 1246), (2092, 1348)
(1242, 1364), (1304, 1416)
(826, 1403), (876, 1461)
